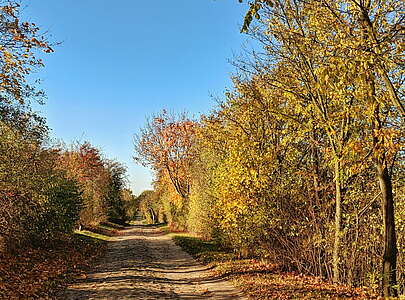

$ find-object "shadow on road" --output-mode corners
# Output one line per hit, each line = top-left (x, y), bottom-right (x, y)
(64, 222), (245, 299)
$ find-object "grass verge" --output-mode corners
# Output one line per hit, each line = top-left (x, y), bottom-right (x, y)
(0, 228), (108, 299)
(173, 234), (383, 300)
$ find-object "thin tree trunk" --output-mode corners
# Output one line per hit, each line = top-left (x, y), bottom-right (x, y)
(150, 208), (156, 224)
(377, 162), (398, 297)
(333, 159), (342, 284)
(372, 99), (398, 297)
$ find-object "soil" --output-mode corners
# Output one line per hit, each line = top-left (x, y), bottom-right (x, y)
(63, 224), (246, 299)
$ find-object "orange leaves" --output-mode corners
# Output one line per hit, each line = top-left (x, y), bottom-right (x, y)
(0, 4), (18, 18)
(135, 111), (196, 200)
(0, 1), (53, 105)
(0, 235), (106, 299)
(56, 142), (118, 226)
(57, 142), (105, 184)
(372, 127), (403, 160)
(214, 259), (379, 299)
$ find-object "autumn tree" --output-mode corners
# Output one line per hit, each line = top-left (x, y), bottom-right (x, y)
(315, 1), (404, 295)
(0, 1), (87, 251)
(235, 0), (403, 294)
(134, 110), (197, 227)
(236, 1), (360, 283)
(57, 142), (110, 227)
(0, 0), (53, 105)
(0, 1), (131, 255)
(136, 190), (162, 224)
(0, 113), (82, 248)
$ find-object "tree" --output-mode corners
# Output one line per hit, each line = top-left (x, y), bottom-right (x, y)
(121, 188), (137, 220)
(0, 120), (82, 247)
(105, 160), (128, 223)
(337, 1), (403, 295)
(236, 0), (403, 293)
(136, 190), (160, 224)
(0, 102), (48, 141)
(238, 0), (361, 282)
(0, 0), (53, 105)
(57, 142), (110, 226)
(134, 110), (196, 200)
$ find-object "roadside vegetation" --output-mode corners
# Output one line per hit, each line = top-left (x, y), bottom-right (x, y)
(173, 234), (381, 299)
(135, 0), (404, 298)
(0, 2), (138, 298)
(0, 231), (106, 299)
(1, 0), (403, 299)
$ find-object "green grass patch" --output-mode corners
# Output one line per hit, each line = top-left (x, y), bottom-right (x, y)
(159, 224), (170, 234)
(74, 231), (109, 244)
(172, 235), (233, 264)
(74, 229), (111, 241)
(97, 222), (125, 230)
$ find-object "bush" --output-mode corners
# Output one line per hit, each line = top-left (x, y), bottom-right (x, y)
(31, 174), (82, 244)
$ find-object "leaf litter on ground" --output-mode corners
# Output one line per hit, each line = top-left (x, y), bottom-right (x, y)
(0, 230), (107, 299)
(173, 235), (385, 300)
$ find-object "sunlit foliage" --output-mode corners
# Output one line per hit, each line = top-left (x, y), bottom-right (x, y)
(136, 0), (404, 296)
(0, 0), (53, 105)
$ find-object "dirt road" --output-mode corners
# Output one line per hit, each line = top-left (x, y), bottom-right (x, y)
(64, 225), (246, 299)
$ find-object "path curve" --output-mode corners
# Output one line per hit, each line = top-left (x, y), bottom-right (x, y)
(64, 225), (246, 299)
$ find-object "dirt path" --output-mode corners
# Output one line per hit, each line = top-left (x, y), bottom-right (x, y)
(64, 225), (246, 299)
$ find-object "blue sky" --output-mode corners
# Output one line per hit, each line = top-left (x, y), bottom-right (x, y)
(23, 0), (249, 195)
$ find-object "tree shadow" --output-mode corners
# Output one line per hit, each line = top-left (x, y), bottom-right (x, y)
(64, 223), (245, 299)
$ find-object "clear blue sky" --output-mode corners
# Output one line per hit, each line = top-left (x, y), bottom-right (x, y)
(23, 0), (249, 195)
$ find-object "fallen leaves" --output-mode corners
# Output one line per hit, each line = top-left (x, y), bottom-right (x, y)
(220, 259), (381, 299)
(174, 235), (382, 299)
(0, 233), (106, 299)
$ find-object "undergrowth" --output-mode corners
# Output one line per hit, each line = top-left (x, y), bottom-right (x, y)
(173, 234), (385, 300)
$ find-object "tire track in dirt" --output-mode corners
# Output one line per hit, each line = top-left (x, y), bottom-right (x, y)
(64, 225), (246, 299)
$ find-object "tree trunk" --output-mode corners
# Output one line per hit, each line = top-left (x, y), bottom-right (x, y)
(377, 162), (398, 297)
(333, 159), (342, 284)
(150, 208), (156, 224)
(372, 101), (398, 297)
